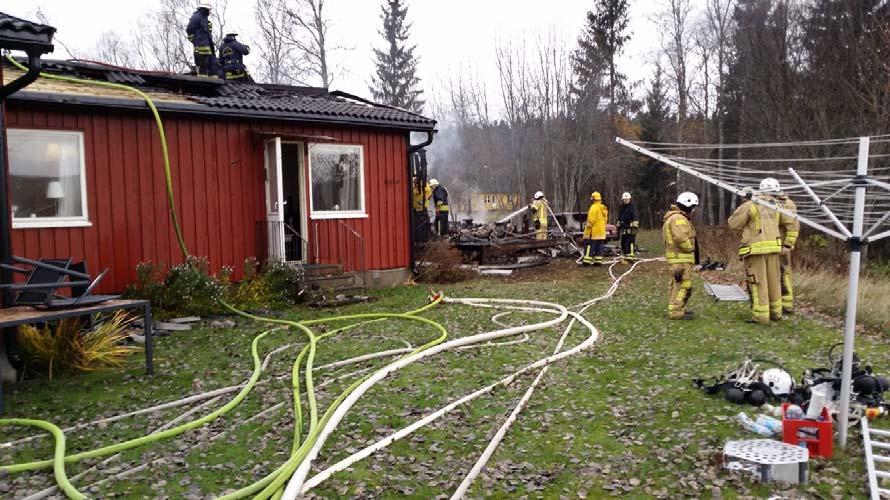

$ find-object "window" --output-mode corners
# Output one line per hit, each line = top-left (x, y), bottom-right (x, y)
(308, 144), (366, 219)
(8, 129), (89, 228)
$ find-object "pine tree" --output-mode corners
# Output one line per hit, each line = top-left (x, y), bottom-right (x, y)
(573, 0), (631, 112)
(369, 0), (424, 113)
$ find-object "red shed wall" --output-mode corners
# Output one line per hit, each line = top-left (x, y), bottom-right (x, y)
(5, 105), (411, 292)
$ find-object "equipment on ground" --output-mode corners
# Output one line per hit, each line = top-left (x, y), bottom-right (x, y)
(862, 417), (890, 499)
(761, 368), (794, 396)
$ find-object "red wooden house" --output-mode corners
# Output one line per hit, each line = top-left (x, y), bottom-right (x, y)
(1, 58), (436, 292)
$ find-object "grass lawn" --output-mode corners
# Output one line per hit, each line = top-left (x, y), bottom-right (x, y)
(2, 232), (889, 499)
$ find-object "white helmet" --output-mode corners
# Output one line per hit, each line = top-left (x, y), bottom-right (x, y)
(622, 192), (632, 201)
(429, 178), (439, 187)
(759, 177), (781, 194)
(676, 192), (699, 211)
(761, 368), (794, 396)
(197, 2), (212, 9)
(534, 191), (544, 200)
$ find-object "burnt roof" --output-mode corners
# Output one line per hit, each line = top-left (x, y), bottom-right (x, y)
(0, 12), (55, 53)
(4, 58), (436, 131)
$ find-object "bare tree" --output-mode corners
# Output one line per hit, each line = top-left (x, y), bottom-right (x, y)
(704, 0), (734, 222)
(282, 0), (336, 87)
(92, 31), (142, 68)
(255, 0), (298, 84)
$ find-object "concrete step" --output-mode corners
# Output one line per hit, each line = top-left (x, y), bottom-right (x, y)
(308, 273), (356, 290)
(305, 263), (344, 278)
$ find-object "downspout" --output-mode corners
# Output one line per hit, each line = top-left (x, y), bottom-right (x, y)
(407, 130), (435, 273)
(0, 51), (45, 408)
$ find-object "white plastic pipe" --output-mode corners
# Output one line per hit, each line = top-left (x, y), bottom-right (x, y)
(281, 299), (570, 498)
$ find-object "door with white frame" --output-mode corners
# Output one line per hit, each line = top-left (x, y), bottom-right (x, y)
(264, 138), (285, 261)
(264, 138), (308, 262)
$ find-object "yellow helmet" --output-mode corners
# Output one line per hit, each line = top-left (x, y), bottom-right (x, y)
(591, 191), (602, 201)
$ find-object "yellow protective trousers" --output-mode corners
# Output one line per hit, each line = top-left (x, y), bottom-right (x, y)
(535, 224), (548, 240)
(781, 252), (794, 313)
(744, 253), (783, 323)
(668, 263), (693, 319)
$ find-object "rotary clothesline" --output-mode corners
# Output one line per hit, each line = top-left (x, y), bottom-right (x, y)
(615, 135), (890, 449)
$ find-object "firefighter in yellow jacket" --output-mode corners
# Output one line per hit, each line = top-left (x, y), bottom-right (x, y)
(663, 192), (699, 320)
(582, 191), (608, 265)
(728, 178), (784, 324)
(529, 191), (549, 240)
(412, 177), (432, 244)
(776, 184), (800, 313)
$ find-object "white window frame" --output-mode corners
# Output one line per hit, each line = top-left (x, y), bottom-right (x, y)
(307, 143), (367, 220)
(9, 129), (91, 229)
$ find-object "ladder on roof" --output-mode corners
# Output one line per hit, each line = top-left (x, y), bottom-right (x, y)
(862, 418), (890, 499)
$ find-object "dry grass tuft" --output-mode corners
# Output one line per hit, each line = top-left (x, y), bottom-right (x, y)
(415, 241), (475, 284)
(794, 269), (890, 333)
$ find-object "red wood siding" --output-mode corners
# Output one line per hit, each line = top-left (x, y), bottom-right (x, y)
(6, 105), (411, 292)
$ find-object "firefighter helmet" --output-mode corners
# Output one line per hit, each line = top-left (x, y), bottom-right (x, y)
(197, 2), (212, 9)
(534, 191), (545, 200)
(429, 178), (439, 187)
(761, 368), (794, 396)
(622, 192), (631, 201)
(676, 192), (699, 211)
(759, 177), (781, 193)
(591, 191), (602, 201)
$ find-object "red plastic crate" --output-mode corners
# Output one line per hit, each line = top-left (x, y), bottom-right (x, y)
(781, 403), (833, 458)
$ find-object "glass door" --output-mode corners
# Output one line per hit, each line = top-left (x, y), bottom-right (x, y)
(264, 138), (285, 261)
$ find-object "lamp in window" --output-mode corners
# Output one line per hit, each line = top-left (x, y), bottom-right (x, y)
(46, 180), (64, 216)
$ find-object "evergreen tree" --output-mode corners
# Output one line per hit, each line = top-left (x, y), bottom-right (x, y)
(369, 0), (424, 113)
(635, 65), (674, 225)
(573, 0), (631, 112)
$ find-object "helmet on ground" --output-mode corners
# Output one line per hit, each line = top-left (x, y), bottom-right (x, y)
(591, 191), (602, 201)
(622, 192), (632, 201)
(676, 192), (699, 211)
(197, 2), (213, 9)
(761, 368), (794, 396)
(429, 178), (439, 187)
(759, 177), (781, 193)
(534, 191), (545, 200)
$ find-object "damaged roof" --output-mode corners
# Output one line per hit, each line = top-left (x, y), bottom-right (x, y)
(3, 58), (436, 131)
(0, 12), (55, 53)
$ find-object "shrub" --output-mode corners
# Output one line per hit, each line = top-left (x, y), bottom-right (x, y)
(124, 256), (229, 318)
(18, 311), (141, 379)
(228, 258), (305, 310)
(415, 241), (474, 283)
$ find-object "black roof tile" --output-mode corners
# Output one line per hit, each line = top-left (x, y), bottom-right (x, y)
(0, 12), (55, 53)
(5, 57), (436, 130)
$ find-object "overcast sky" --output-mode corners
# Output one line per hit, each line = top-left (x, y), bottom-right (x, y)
(6, 0), (665, 115)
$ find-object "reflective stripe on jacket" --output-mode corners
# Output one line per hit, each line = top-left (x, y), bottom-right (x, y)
(531, 198), (549, 226)
(663, 205), (696, 264)
(728, 198), (782, 257)
(584, 201), (608, 240)
(778, 196), (800, 248)
(220, 36), (250, 75)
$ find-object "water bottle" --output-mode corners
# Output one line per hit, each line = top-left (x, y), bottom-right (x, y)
(755, 414), (783, 434)
(737, 412), (774, 436)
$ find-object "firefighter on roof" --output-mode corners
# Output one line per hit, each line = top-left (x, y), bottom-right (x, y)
(529, 191), (549, 240)
(187, 3), (218, 77)
(728, 178), (784, 324)
(582, 191), (608, 266)
(617, 191), (639, 260)
(663, 192), (698, 320)
(219, 33), (252, 82)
